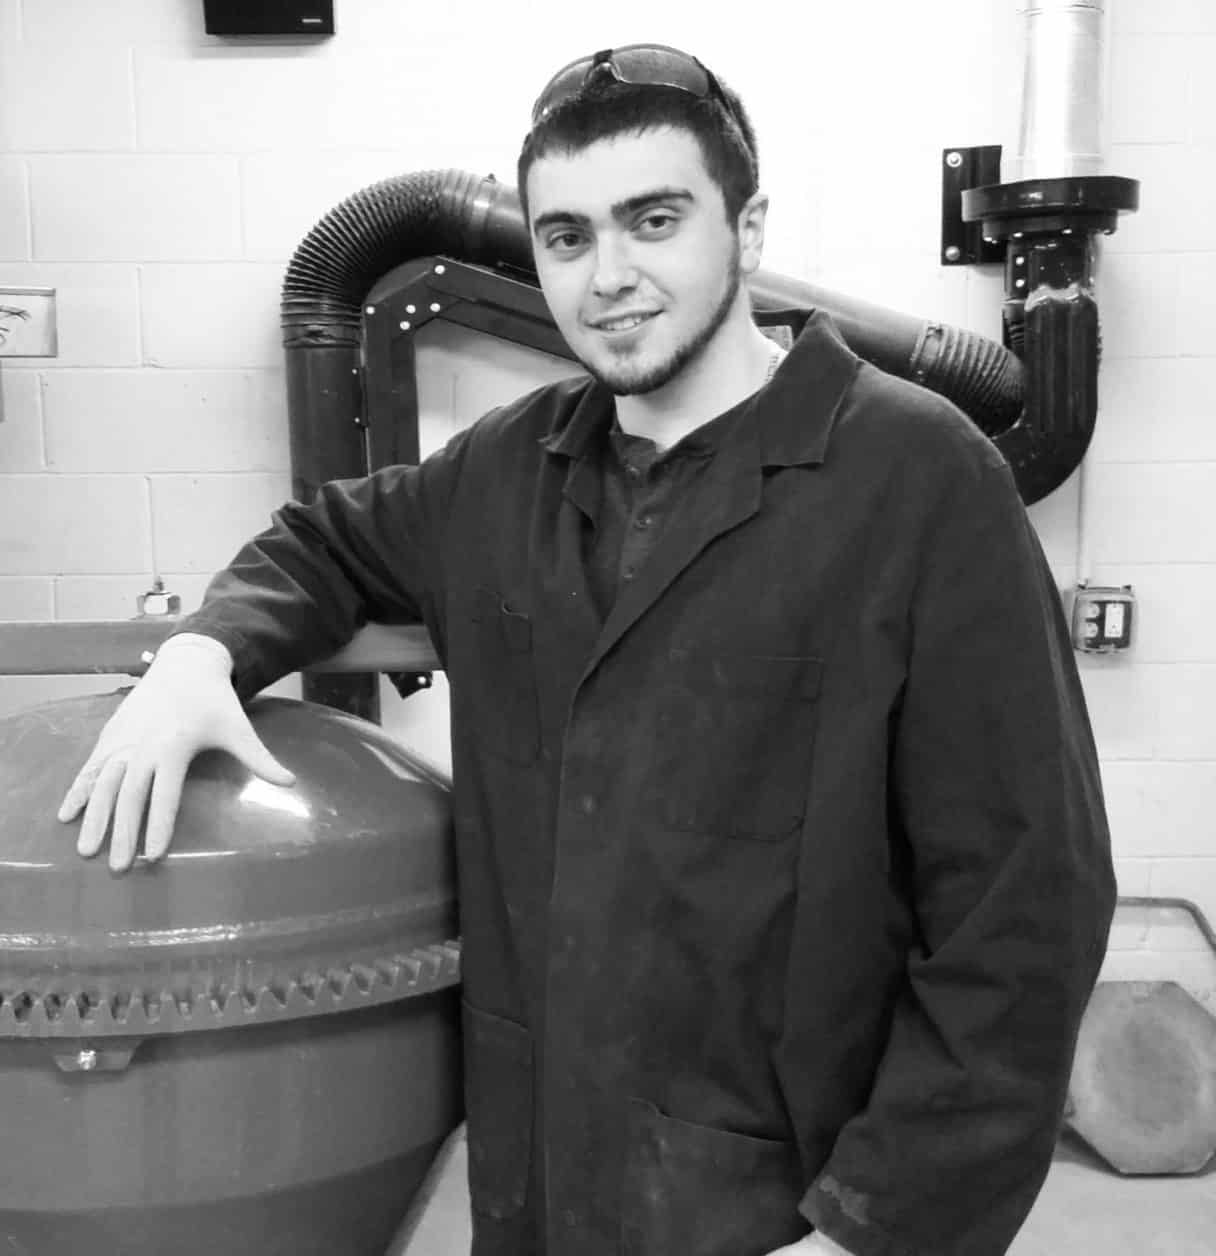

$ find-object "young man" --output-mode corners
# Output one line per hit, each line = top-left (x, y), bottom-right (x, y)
(59, 44), (1115, 1256)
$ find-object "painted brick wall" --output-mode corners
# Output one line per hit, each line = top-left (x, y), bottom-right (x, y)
(1, 0), (1213, 997)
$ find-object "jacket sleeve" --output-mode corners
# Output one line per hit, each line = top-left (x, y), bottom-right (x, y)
(171, 424), (474, 700)
(800, 458), (1117, 1256)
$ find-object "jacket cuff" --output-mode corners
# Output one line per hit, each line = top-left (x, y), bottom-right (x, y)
(799, 1178), (923, 1256)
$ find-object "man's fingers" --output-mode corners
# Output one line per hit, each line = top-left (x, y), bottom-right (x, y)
(58, 755), (104, 823)
(143, 758), (189, 864)
(109, 758), (156, 872)
(76, 755), (129, 858)
(233, 729), (296, 788)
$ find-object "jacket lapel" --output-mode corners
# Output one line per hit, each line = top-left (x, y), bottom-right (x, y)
(527, 443), (608, 718)
(532, 384), (610, 651)
(534, 310), (860, 690)
(581, 416), (764, 680)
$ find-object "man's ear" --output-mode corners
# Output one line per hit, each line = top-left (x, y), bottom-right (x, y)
(738, 191), (769, 276)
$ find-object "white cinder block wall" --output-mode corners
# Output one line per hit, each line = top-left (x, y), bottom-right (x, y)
(1, 1), (1213, 1000)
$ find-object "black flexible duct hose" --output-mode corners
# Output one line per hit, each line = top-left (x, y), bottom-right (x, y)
(281, 169), (1098, 715)
(281, 170), (535, 717)
(746, 270), (1024, 437)
(282, 170), (533, 339)
(282, 170), (533, 506)
(282, 170), (1076, 506)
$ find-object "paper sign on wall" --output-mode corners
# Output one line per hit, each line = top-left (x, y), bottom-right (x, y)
(0, 288), (58, 358)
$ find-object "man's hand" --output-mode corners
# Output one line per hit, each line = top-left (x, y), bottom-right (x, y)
(767, 1233), (855, 1256)
(57, 634), (294, 872)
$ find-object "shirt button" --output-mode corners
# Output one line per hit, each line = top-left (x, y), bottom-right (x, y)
(577, 794), (598, 815)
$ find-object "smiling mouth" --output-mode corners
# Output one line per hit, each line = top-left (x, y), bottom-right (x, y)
(590, 312), (659, 334)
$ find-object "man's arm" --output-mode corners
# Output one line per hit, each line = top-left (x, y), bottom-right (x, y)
(177, 455), (459, 701)
(799, 459), (1116, 1256)
(59, 434), (471, 869)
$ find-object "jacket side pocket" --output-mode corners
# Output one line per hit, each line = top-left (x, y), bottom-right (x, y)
(463, 999), (533, 1221)
(620, 1098), (806, 1256)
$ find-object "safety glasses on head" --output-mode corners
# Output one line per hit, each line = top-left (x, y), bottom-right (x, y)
(530, 43), (746, 140)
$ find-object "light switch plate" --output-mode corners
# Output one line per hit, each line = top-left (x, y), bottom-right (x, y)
(0, 287), (58, 357)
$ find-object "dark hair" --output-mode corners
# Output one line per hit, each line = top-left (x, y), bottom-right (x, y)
(516, 75), (759, 225)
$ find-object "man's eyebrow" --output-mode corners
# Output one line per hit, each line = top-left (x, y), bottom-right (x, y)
(611, 188), (695, 218)
(531, 187), (696, 237)
(532, 208), (591, 236)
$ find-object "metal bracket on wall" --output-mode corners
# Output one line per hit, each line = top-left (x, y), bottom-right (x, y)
(361, 258), (577, 470)
(940, 145), (1006, 266)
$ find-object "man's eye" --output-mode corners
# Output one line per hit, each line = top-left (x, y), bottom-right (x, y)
(636, 213), (677, 236)
(547, 231), (585, 252)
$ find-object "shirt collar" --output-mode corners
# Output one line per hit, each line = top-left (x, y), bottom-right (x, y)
(538, 308), (860, 467)
(538, 378), (612, 459)
(608, 399), (738, 467)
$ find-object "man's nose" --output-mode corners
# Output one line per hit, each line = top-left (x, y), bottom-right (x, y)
(591, 238), (638, 297)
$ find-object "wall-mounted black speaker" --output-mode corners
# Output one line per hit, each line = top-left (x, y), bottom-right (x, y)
(204, 0), (334, 36)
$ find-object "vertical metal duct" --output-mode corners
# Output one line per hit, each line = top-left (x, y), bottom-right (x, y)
(1010, 0), (1110, 181)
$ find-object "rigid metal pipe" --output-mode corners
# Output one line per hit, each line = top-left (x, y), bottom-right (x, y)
(0, 621), (439, 678)
(1117, 897), (1216, 958)
(1009, 0), (1110, 181)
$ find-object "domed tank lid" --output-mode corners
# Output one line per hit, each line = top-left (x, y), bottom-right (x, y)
(0, 692), (460, 1038)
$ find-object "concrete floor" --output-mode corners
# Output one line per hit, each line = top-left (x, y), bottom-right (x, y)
(393, 1125), (1216, 1255)
(1008, 1134), (1216, 1256)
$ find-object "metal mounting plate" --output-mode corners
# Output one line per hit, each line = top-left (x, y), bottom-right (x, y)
(941, 146), (1006, 266)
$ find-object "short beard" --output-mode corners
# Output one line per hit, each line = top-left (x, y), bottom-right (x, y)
(579, 245), (743, 397)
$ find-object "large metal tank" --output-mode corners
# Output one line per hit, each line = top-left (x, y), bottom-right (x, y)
(0, 691), (462, 1255)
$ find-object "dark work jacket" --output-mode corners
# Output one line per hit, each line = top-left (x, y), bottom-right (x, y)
(178, 312), (1116, 1256)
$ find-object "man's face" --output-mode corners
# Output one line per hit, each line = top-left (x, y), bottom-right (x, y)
(526, 127), (749, 396)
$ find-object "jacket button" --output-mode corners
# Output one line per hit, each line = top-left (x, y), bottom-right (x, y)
(577, 794), (598, 815)
(634, 513), (653, 530)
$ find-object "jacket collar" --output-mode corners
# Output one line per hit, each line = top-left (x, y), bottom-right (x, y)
(538, 308), (860, 468)
(755, 309), (861, 467)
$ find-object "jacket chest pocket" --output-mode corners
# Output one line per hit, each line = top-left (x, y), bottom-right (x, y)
(651, 653), (823, 840)
(455, 587), (541, 764)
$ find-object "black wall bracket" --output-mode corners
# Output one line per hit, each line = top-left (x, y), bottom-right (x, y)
(941, 145), (1006, 267)
(361, 258), (577, 469)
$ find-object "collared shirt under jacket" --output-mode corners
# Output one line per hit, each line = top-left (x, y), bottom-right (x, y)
(178, 311), (1116, 1256)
